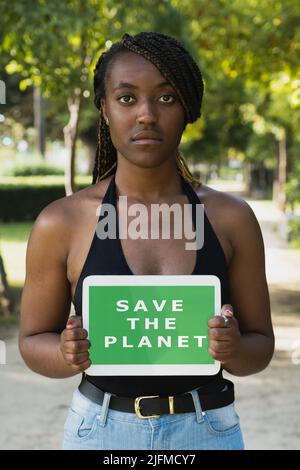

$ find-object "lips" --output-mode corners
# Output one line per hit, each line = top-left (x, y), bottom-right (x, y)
(132, 131), (162, 141)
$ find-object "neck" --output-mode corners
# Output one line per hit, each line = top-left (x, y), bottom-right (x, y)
(114, 155), (184, 203)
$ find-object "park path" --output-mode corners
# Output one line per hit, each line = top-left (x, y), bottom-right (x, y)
(0, 187), (299, 450)
(232, 199), (300, 450)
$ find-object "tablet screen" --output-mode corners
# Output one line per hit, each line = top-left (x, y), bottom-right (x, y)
(82, 275), (221, 376)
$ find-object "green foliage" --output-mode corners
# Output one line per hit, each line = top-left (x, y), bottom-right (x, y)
(0, 177), (89, 221)
(0, 222), (34, 292)
(243, 132), (277, 166)
(3, 163), (64, 177)
(0, 175), (91, 186)
(1, 0), (300, 193)
(288, 218), (300, 248)
(0, 222), (33, 243)
(172, 0), (300, 172)
(0, 0), (185, 98)
(0, 0), (188, 183)
(286, 176), (300, 210)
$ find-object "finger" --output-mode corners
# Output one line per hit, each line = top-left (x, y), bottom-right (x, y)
(208, 327), (232, 341)
(64, 339), (91, 354)
(63, 328), (88, 341)
(70, 359), (92, 373)
(208, 347), (232, 361)
(209, 339), (232, 353)
(221, 304), (234, 317)
(66, 315), (82, 329)
(221, 315), (232, 329)
(65, 351), (90, 366)
(208, 316), (232, 328)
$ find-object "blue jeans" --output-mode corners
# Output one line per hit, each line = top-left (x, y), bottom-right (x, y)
(62, 387), (245, 450)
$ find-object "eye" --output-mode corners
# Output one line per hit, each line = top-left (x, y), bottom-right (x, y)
(159, 94), (176, 103)
(117, 94), (176, 105)
(118, 95), (134, 104)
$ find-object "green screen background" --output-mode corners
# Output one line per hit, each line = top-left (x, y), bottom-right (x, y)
(89, 285), (215, 365)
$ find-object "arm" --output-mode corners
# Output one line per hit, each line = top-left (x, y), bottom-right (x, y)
(208, 198), (275, 376)
(19, 201), (90, 379)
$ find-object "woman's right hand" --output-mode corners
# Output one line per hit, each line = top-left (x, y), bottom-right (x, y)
(60, 315), (91, 373)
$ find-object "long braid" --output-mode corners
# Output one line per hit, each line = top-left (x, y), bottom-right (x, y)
(92, 32), (204, 185)
(92, 107), (117, 184)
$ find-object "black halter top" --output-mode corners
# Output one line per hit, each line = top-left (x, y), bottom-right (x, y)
(73, 174), (230, 397)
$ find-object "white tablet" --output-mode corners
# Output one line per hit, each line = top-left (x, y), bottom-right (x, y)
(82, 274), (221, 376)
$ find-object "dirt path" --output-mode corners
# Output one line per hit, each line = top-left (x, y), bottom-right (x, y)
(0, 196), (299, 450)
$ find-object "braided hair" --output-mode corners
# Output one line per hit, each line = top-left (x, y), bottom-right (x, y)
(92, 31), (204, 185)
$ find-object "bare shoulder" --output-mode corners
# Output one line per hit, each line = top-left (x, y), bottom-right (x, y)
(194, 182), (256, 220)
(192, 182), (262, 248)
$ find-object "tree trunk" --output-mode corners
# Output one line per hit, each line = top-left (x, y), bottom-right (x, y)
(0, 79), (6, 104)
(87, 141), (97, 177)
(33, 86), (46, 158)
(63, 92), (82, 196)
(0, 252), (13, 316)
(244, 163), (252, 197)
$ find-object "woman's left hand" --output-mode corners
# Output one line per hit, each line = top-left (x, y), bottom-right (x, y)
(207, 304), (241, 365)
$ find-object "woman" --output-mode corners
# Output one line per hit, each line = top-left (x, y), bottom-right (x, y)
(19, 31), (274, 450)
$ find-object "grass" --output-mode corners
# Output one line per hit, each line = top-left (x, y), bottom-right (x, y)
(291, 239), (300, 249)
(0, 223), (32, 292)
(0, 222), (32, 321)
(0, 175), (91, 187)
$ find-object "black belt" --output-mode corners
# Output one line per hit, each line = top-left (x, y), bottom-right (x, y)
(78, 375), (235, 419)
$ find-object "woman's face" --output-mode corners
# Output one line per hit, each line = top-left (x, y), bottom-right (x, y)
(101, 50), (186, 169)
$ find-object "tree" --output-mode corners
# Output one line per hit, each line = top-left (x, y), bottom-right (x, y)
(0, 0), (186, 195)
(172, 0), (300, 206)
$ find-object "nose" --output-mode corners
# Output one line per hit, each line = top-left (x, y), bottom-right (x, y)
(136, 99), (158, 125)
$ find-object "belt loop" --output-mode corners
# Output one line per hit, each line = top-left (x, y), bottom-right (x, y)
(98, 391), (112, 427)
(187, 389), (205, 423)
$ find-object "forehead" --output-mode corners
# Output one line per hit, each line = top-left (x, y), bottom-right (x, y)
(106, 51), (171, 90)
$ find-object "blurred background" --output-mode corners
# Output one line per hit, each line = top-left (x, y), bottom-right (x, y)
(0, 0), (299, 450)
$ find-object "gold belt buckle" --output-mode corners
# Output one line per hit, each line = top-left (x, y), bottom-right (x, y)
(135, 395), (160, 419)
(134, 395), (175, 419)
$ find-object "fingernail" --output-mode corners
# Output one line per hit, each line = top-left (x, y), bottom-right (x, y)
(67, 317), (75, 327)
(225, 309), (233, 316)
